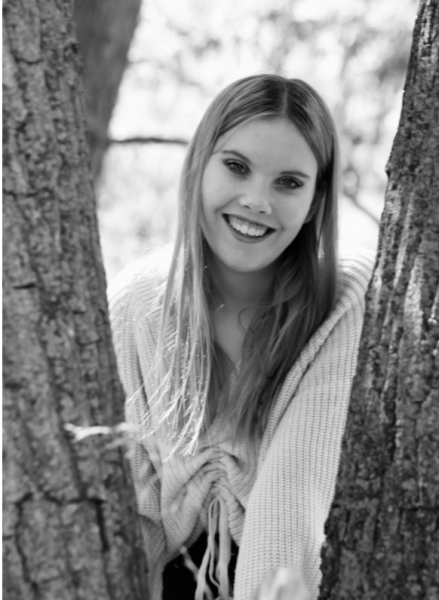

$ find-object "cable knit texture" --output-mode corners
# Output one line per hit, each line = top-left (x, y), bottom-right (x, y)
(108, 247), (374, 600)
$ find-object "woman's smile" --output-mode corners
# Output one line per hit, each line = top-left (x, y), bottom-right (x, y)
(223, 214), (275, 241)
(201, 117), (318, 277)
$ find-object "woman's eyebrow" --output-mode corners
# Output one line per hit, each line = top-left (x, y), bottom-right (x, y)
(279, 169), (310, 179)
(220, 149), (311, 179)
(221, 149), (252, 164)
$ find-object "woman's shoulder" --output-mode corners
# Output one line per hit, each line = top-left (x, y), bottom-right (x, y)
(107, 246), (172, 320)
(338, 241), (376, 300)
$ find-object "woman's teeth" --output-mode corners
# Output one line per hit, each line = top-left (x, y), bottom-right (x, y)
(228, 215), (269, 237)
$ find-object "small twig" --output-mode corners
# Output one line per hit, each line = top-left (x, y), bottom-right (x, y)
(64, 422), (132, 442)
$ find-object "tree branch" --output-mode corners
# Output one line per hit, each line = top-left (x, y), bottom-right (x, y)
(344, 192), (381, 225)
(106, 135), (189, 146)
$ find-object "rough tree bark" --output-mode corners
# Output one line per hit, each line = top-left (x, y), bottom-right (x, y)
(2, 1), (148, 598)
(320, 0), (439, 598)
(73, 0), (141, 181)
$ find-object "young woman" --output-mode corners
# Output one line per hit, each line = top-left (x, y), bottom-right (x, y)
(109, 74), (374, 600)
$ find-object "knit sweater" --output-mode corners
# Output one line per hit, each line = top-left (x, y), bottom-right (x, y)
(108, 248), (374, 600)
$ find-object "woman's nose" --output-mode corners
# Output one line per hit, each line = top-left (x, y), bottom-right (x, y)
(238, 182), (272, 214)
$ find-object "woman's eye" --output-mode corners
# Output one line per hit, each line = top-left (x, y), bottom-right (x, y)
(224, 160), (247, 175)
(277, 177), (302, 189)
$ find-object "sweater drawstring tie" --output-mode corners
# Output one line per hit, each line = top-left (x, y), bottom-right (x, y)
(195, 496), (232, 600)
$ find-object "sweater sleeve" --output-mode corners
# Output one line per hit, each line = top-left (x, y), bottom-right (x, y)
(233, 279), (368, 600)
(108, 272), (167, 596)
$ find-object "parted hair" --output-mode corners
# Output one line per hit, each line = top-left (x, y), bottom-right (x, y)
(153, 74), (340, 455)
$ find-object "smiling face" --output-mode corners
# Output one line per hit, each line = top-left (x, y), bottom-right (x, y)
(200, 117), (319, 281)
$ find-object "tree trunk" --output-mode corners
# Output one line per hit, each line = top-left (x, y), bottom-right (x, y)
(2, 1), (148, 598)
(73, 0), (141, 181)
(320, 0), (439, 598)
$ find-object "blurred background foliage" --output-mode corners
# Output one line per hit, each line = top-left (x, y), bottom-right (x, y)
(94, 0), (419, 281)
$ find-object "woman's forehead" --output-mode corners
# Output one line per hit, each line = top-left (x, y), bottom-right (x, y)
(212, 117), (318, 175)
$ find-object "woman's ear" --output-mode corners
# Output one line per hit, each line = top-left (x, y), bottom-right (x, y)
(304, 195), (320, 223)
(305, 182), (325, 223)
(304, 206), (316, 224)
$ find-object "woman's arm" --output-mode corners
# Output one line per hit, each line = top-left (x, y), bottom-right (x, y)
(108, 271), (167, 598)
(234, 282), (368, 600)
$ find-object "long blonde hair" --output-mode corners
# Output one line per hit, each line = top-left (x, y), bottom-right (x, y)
(153, 74), (340, 455)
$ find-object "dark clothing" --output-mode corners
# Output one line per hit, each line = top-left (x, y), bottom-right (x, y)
(163, 532), (239, 599)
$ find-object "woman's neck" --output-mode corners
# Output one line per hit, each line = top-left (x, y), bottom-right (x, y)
(207, 254), (276, 314)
